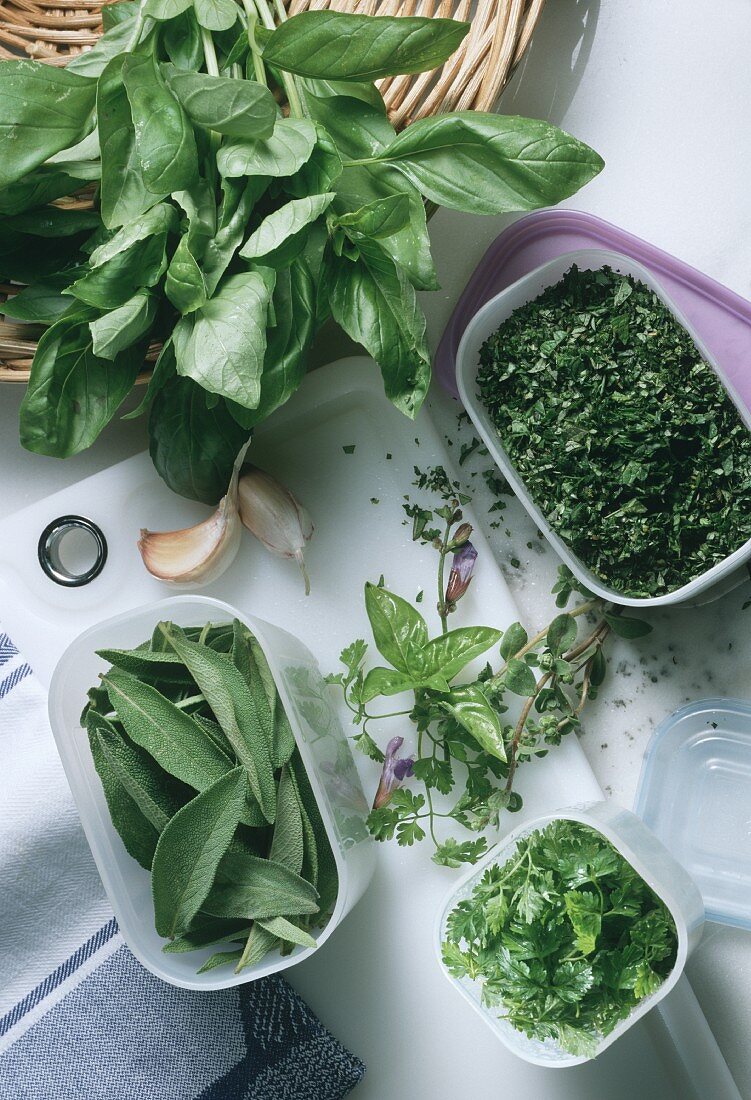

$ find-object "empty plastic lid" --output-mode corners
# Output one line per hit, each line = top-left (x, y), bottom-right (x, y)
(634, 698), (751, 930)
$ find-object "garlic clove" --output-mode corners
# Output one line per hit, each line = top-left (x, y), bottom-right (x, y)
(238, 466), (314, 594)
(138, 441), (249, 587)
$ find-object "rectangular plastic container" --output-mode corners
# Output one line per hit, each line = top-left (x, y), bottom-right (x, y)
(456, 247), (751, 608)
(435, 800), (705, 1067)
(48, 594), (376, 990)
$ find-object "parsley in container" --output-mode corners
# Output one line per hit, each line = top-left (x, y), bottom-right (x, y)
(436, 801), (704, 1066)
(456, 250), (751, 607)
(48, 595), (376, 990)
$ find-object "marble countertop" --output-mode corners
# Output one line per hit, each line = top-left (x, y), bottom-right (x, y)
(2, 0), (750, 1093)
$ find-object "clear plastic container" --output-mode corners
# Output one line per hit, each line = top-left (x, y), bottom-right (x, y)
(455, 248), (751, 608)
(634, 698), (751, 931)
(435, 800), (705, 1067)
(48, 595), (376, 990)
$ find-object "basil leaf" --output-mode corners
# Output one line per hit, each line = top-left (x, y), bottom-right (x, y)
(422, 627), (503, 681)
(87, 713), (159, 869)
(283, 123), (342, 198)
(165, 235), (207, 314)
(148, 374), (249, 503)
(193, 0), (238, 32)
(361, 666), (416, 702)
(3, 206), (99, 238)
(500, 622), (528, 660)
(102, 667), (234, 789)
(217, 118), (317, 178)
(163, 9), (204, 70)
(505, 657), (538, 697)
(263, 12), (469, 81)
(328, 239), (430, 418)
(66, 17), (142, 78)
(0, 61), (96, 188)
(0, 167), (83, 216)
(240, 192), (334, 264)
(301, 87), (395, 160)
(90, 289), (158, 360)
(546, 614), (578, 656)
(151, 768), (246, 937)
(122, 52), (198, 197)
(257, 915), (317, 950)
(103, 1), (139, 29)
(90, 203), (178, 267)
(1, 276), (77, 323)
(0, 224), (85, 284)
(98, 56), (155, 229)
(363, 582), (429, 676)
(144, 0), (192, 18)
(334, 163), (437, 291)
(336, 193), (410, 239)
(376, 112), (604, 215)
(237, 258), (314, 429)
(203, 848), (320, 920)
(159, 630), (277, 822)
(269, 765), (305, 874)
(174, 269), (275, 409)
(203, 176), (268, 296)
(165, 67), (277, 139)
(68, 232), (168, 310)
(20, 311), (141, 457)
(442, 683), (506, 762)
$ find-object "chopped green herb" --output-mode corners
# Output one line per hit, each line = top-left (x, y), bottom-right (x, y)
(477, 265), (751, 597)
(442, 819), (678, 1056)
(370, 497), (380, 505)
(342, 445), (356, 455)
(415, 589), (423, 603)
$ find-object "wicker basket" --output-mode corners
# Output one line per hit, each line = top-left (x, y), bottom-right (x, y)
(0, 0), (545, 383)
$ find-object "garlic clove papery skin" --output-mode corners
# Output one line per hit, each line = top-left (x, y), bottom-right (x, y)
(138, 441), (249, 587)
(237, 467), (314, 594)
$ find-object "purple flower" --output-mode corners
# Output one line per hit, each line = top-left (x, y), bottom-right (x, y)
(372, 735), (415, 810)
(445, 540), (477, 606)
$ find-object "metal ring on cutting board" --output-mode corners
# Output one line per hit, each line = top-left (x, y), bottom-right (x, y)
(37, 515), (108, 587)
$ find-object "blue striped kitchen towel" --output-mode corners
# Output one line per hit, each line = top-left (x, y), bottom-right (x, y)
(0, 630), (365, 1099)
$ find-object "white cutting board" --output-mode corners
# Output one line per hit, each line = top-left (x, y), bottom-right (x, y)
(0, 359), (739, 1099)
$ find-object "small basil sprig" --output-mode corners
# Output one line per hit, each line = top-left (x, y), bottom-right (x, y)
(327, 466), (652, 866)
(2, 5), (604, 503)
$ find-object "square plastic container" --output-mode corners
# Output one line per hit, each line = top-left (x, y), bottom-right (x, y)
(435, 800), (705, 1067)
(48, 594), (376, 990)
(634, 698), (751, 931)
(456, 247), (751, 608)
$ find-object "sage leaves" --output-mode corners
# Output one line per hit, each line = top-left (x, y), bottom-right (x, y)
(85, 618), (339, 972)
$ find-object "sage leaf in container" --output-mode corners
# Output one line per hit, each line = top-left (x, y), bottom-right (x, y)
(84, 617), (340, 973)
(102, 666), (234, 789)
(152, 767), (247, 937)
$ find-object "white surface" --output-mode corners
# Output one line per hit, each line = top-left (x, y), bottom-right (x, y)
(1, 1), (750, 1093)
(456, 247), (751, 608)
(436, 802), (705, 1067)
(0, 362), (739, 1099)
(47, 594), (376, 990)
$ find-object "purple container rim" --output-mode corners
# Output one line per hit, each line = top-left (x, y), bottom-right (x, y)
(433, 208), (751, 399)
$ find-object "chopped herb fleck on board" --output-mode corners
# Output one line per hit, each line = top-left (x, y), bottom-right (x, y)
(476, 265), (751, 597)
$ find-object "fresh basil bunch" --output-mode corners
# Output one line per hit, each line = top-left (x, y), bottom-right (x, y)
(1, 2), (604, 502)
